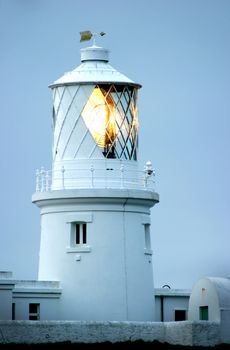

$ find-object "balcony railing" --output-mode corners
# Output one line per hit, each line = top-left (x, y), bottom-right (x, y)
(35, 163), (155, 192)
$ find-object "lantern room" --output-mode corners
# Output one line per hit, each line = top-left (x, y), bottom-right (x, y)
(50, 45), (140, 161)
(35, 43), (154, 192)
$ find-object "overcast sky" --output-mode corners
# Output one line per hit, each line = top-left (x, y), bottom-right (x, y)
(0, 0), (229, 289)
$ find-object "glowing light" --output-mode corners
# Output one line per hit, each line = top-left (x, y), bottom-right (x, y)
(132, 103), (139, 129)
(81, 84), (139, 160)
(82, 87), (117, 149)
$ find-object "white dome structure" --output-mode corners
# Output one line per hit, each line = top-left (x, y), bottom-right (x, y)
(188, 277), (230, 344)
(188, 277), (230, 322)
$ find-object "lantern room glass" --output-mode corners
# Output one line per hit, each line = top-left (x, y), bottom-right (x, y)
(82, 84), (138, 160)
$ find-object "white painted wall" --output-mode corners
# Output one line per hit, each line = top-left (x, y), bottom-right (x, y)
(155, 294), (190, 321)
(12, 298), (61, 321)
(188, 277), (221, 321)
(33, 189), (158, 321)
(188, 277), (230, 345)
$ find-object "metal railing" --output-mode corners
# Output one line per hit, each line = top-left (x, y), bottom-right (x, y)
(35, 163), (155, 192)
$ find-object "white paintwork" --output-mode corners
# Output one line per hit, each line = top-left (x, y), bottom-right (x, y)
(155, 288), (190, 321)
(188, 277), (230, 344)
(50, 45), (140, 88)
(33, 189), (158, 321)
(0, 276), (61, 321)
(81, 45), (109, 62)
(36, 160), (155, 192)
(12, 280), (61, 321)
(188, 277), (230, 322)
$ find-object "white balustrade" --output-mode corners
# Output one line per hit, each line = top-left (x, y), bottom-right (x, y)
(35, 163), (155, 192)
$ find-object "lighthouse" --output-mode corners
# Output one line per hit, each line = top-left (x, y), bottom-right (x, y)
(32, 34), (159, 321)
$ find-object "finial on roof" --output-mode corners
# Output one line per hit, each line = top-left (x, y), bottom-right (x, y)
(79, 31), (106, 46)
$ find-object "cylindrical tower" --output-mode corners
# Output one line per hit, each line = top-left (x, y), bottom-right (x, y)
(32, 42), (159, 321)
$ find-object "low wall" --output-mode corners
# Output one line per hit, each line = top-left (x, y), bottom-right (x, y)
(0, 321), (221, 346)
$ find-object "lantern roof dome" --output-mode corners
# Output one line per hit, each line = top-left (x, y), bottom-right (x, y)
(49, 45), (141, 89)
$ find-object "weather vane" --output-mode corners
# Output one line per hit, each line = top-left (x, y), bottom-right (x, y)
(79, 30), (106, 45)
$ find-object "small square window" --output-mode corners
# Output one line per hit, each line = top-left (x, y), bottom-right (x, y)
(175, 309), (186, 321)
(29, 303), (40, 321)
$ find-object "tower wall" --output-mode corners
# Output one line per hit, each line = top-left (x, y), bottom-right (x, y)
(33, 189), (158, 321)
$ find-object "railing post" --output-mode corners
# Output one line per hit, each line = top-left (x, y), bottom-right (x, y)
(61, 166), (65, 189)
(45, 171), (49, 191)
(120, 164), (124, 189)
(36, 169), (40, 192)
(144, 161), (154, 190)
(40, 166), (45, 192)
(152, 169), (156, 190)
(144, 169), (148, 189)
(90, 165), (94, 188)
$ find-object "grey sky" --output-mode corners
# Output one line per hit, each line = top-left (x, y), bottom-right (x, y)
(0, 0), (229, 288)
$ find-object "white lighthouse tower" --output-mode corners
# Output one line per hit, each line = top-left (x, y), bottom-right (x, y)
(32, 35), (159, 321)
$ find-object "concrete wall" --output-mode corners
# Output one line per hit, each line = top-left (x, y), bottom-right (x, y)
(0, 321), (222, 346)
(220, 309), (230, 344)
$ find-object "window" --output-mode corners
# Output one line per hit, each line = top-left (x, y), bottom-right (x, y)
(144, 223), (152, 255)
(200, 306), (208, 321)
(175, 309), (186, 321)
(75, 223), (87, 245)
(67, 222), (91, 253)
(12, 303), (15, 320)
(144, 224), (151, 249)
(81, 84), (138, 161)
(66, 213), (92, 253)
(29, 303), (40, 320)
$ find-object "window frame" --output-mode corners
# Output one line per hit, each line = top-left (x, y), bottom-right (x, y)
(200, 305), (209, 321)
(66, 213), (93, 253)
(141, 215), (152, 255)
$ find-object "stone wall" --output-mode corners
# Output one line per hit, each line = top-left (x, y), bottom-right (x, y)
(0, 321), (222, 346)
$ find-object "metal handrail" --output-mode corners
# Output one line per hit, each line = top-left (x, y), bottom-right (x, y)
(35, 164), (155, 192)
